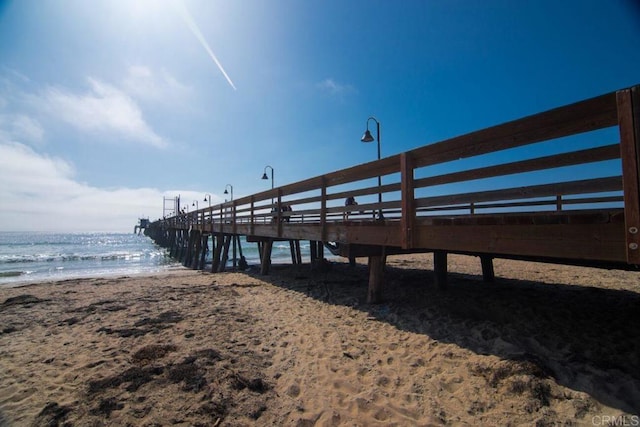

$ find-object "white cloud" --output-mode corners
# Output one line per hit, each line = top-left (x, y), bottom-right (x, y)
(316, 78), (356, 97)
(40, 78), (168, 148)
(0, 114), (45, 145)
(123, 65), (192, 104)
(0, 141), (222, 232)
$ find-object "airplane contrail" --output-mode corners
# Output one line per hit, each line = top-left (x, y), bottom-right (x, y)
(174, 1), (237, 90)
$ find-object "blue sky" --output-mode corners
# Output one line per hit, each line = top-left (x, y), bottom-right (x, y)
(0, 0), (639, 232)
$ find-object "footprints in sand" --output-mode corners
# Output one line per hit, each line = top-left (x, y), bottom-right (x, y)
(0, 275), (281, 425)
(3, 261), (640, 424)
(286, 382), (302, 398)
(239, 278), (436, 425)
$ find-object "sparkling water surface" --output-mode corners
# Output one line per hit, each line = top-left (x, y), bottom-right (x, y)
(0, 232), (315, 287)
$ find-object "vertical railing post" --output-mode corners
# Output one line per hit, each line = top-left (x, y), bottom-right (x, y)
(320, 177), (327, 242)
(232, 200), (237, 235)
(219, 204), (224, 234)
(617, 86), (640, 264)
(250, 196), (255, 235)
(400, 153), (415, 249)
(277, 190), (283, 238)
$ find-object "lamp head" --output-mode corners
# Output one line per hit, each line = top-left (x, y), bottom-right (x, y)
(223, 189), (228, 195)
(261, 173), (269, 180)
(203, 196), (208, 202)
(361, 129), (375, 143)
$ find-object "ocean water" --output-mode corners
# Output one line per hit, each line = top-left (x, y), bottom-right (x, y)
(0, 232), (316, 287)
(0, 232), (177, 287)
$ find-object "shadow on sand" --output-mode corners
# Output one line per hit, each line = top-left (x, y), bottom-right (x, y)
(246, 258), (640, 415)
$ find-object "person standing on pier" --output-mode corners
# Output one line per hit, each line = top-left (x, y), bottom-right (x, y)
(344, 196), (358, 220)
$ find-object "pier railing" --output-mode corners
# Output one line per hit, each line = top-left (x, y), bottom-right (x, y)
(157, 85), (639, 265)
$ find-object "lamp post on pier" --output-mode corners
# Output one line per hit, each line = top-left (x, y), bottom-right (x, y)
(361, 116), (383, 219)
(191, 200), (200, 226)
(261, 165), (274, 189)
(262, 165), (275, 206)
(223, 184), (234, 202)
(203, 194), (212, 207)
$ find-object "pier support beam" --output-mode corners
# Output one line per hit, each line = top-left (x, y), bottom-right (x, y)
(168, 229), (177, 257)
(289, 240), (302, 264)
(220, 235), (232, 272)
(260, 239), (273, 275)
(480, 255), (495, 282)
(367, 255), (385, 304)
(310, 240), (317, 262)
(179, 230), (189, 262)
(176, 230), (183, 261)
(191, 230), (202, 269)
(198, 234), (207, 270)
(182, 231), (194, 266)
(211, 234), (224, 273)
(434, 250), (448, 289)
(235, 235), (247, 270)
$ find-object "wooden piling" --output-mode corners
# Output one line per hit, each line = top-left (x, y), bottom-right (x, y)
(211, 233), (224, 273)
(168, 229), (177, 257)
(235, 235), (247, 269)
(260, 239), (273, 275)
(367, 255), (385, 304)
(183, 231), (191, 267)
(220, 235), (232, 272)
(199, 234), (208, 270)
(191, 230), (202, 269)
(480, 255), (495, 282)
(289, 240), (302, 264)
(309, 240), (317, 262)
(180, 230), (189, 263)
(175, 230), (182, 261)
(434, 250), (448, 289)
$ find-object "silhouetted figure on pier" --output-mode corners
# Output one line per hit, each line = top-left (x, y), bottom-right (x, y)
(271, 202), (292, 223)
(344, 196), (358, 220)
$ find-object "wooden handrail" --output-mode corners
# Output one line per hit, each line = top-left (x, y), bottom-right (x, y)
(414, 144), (620, 189)
(415, 176), (622, 209)
(410, 91), (618, 169)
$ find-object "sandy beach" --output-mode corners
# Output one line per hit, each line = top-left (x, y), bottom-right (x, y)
(1, 253), (639, 426)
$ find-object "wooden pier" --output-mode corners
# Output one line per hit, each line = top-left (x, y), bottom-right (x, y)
(145, 85), (640, 303)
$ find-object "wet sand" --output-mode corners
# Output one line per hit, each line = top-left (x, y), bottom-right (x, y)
(1, 254), (639, 426)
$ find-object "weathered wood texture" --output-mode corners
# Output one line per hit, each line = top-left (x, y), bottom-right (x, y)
(617, 87), (640, 264)
(367, 255), (385, 303)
